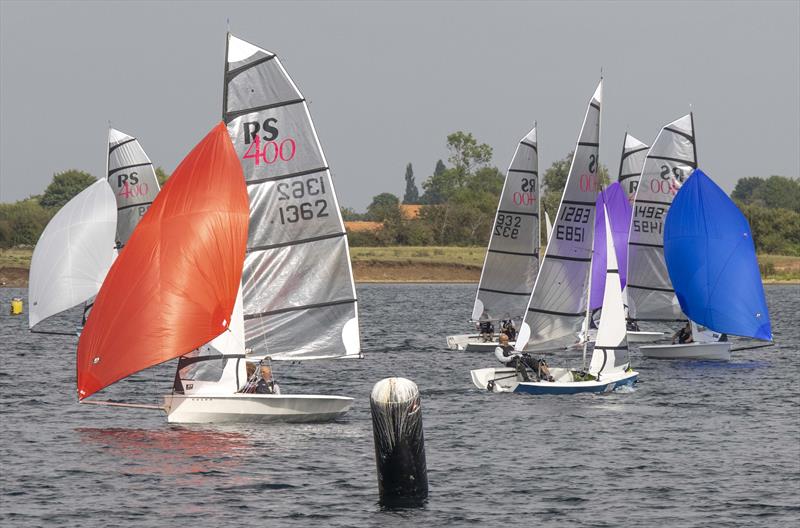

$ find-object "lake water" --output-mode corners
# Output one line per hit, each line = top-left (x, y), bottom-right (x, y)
(1, 284), (798, 527)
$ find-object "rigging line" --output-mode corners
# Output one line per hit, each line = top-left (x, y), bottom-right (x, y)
(30, 329), (77, 337)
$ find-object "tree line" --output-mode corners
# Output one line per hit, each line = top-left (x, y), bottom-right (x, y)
(1, 142), (798, 256)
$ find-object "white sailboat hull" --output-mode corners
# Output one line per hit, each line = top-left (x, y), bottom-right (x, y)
(470, 366), (638, 395)
(627, 331), (665, 343)
(640, 341), (731, 361)
(446, 334), (514, 352)
(163, 393), (354, 424)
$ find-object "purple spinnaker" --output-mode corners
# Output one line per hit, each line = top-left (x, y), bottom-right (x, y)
(590, 182), (632, 311)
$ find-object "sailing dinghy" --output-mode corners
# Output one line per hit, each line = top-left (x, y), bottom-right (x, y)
(639, 169), (772, 360)
(163, 33), (360, 423)
(446, 126), (539, 351)
(471, 81), (637, 394)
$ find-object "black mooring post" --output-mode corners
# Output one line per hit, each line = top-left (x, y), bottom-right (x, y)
(370, 377), (428, 507)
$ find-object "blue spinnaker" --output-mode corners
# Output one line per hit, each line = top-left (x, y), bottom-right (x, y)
(664, 169), (771, 340)
(589, 182), (632, 311)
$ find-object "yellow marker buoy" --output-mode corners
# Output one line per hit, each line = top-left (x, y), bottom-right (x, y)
(10, 297), (23, 315)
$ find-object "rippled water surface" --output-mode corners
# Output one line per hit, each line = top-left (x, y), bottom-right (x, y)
(1, 284), (798, 527)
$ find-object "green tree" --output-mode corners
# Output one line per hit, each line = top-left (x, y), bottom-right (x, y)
(40, 170), (96, 209)
(156, 167), (170, 186)
(0, 198), (53, 247)
(340, 207), (366, 221)
(403, 163), (419, 204)
(731, 176), (764, 203)
(446, 131), (492, 177)
(366, 193), (401, 222)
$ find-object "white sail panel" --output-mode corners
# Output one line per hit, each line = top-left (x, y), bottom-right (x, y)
(224, 33), (359, 360)
(106, 129), (161, 247)
(627, 114), (696, 322)
(28, 179), (117, 328)
(472, 127), (539, 322)
(589, 205), (629, 378)
(544, 211), (553, 244)
(516, 82), (602, 352)
(617, 133), (649, 201)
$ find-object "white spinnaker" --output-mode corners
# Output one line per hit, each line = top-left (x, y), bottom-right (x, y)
(106, 129), (161, 247)
(471, 127), (539, 322)
(589, 205), (629, 378)
(516, 82), (602, 352)
(28, 180), (117, 328)
(617, 133), (650, 202)
(223, 33), (360, 360)
(627, 114), (696, 322)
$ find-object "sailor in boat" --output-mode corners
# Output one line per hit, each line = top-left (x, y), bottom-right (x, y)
(478, 320), (495, 341)
(672, 322), (693, 345)
(242, 359), (281, 394)
(500, 320), (517, 341)
(494, 335), (554, 382)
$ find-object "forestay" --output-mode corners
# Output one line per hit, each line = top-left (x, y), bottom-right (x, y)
(28, 179), (117, 329)
(617, 133), (650, 201)
(106, 129), (161, 247)
(627, 114), (696, 322)
(223, 34), (360, 360)
(516, 82), (602, 352)
(664, 169), (771, 341)
(472, 127), (539, 322)
(589, 205), (629, 379)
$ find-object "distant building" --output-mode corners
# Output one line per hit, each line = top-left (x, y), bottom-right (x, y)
(345, 221), (384, 232)
(399, 204), (424, 220)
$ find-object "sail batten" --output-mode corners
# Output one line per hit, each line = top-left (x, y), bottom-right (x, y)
(471, 126), (539, 323)
(626, 114), (696, 322)
(224, 33), (360, 360)
(516, 82), (602, 352)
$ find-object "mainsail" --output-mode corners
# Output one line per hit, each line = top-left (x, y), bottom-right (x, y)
(106, 129), (161, 247)
(77, 123), (248, 399)
(516, 82), (602, 352)
(471, 126), (539, 322)
(223, 33), (360, 360)
(589, 182), (631, 311)
(617, 133), (650, 201)
(626, 114), (696, 322)
(588, 204), (630, 379)
(664, 169), (771, 341)
(28, 179), (117, 329)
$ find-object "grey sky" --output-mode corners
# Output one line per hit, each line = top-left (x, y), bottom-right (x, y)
(1, 0), (798, 210)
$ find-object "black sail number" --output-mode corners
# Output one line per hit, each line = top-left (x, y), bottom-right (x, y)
(555, 205), (591, 242)
(276, 176), (330, 224)
(494, 213), (521, 239)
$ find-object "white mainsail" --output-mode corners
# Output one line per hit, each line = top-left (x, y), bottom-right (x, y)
(106, 129), (161, 247)
(589, 205), (629, 379)
(516, 81), (603, 352)
(471, 127), (539, 322)
(223, 33), (360, 360)
(28, 179), (117, 328)
(544, 211), (553, 244)
(626, 114), (696, 322)
(617, 133), (650, 202)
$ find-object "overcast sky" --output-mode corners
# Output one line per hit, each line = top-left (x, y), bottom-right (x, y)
(1, 0), (798, 210)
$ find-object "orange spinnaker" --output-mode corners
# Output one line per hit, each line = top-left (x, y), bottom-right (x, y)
(77, 122), (248, 399)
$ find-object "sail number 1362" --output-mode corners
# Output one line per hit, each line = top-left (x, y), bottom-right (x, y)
(276, 176), (330, 224)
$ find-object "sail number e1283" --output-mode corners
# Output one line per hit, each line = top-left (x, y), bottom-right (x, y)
(555, 205), (591, 242)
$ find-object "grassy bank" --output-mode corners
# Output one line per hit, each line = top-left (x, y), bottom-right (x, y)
(2, 246), (799, 285)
